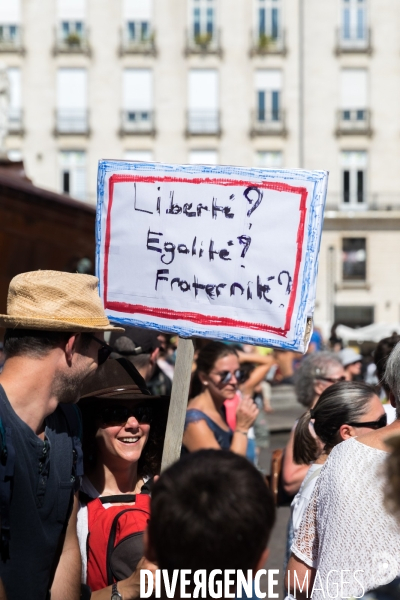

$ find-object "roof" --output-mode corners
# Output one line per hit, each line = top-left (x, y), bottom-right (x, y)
(0, 169), (96, 216)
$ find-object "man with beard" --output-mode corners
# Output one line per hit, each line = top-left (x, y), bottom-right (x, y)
(0, 270), (122, 600)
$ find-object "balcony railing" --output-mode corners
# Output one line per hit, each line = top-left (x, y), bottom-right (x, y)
(53, 26), (91, 55)
(0, 25), (24, 53)
(120, 110), (155, 135)
(119, 24), (156, 56)
(250, 109), (286, 137)
(250, 30), (286, 56)
(325, 193), (400, 212)
(335, 27), (372, 54)
(55, 109), (89, 135)
(8, 108), (23, 134)
(336, 109), (372, 136)
(184, 29), (222, 57)
(186, 110), (221, 136)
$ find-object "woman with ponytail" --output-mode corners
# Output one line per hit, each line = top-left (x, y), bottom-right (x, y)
(290, 381), (385, 541)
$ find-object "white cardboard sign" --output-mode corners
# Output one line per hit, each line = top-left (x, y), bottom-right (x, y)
(96, 160), (328, 352)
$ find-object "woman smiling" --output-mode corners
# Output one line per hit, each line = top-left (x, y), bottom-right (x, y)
(77, 357), (168, 600)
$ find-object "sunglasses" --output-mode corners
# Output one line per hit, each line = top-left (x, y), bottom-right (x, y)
(212, 369), (244, 385)
(347, 413), (387, 430)
(317, 376), (346, 384)
(100, 405), (154, 426)
(87, 334), (114, 366)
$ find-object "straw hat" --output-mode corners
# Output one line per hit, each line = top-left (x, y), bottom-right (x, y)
(0, 270), (124, 332)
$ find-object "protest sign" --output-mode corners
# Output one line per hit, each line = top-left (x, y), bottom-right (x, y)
(96, 160), (328, 353)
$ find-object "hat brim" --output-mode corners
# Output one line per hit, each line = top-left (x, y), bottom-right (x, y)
(0, 315), (124, 332)
(79, 391), (170, 407)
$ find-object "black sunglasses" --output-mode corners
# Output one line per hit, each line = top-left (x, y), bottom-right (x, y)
(347, 413), (387, 430)
(87, 334), (114, 366)
(100, 405), (154, 426)
(317, 375), (347, 384)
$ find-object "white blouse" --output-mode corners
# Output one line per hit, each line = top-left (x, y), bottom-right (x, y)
(291, 438), (400, 599)
(291, 463), (323, 540)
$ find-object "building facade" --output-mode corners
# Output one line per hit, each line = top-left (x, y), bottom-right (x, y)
(1, 0), (399, 330)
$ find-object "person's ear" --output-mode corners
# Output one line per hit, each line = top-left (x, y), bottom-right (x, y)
(313, 379), (325, 397)
(198, 371), (209, 387)
(64, 334), (78, 365)
(254, 547), (269, 573)
(389, 391), (397, 409)
(338, 423), (355, 440)
(143, 527), (157, 562)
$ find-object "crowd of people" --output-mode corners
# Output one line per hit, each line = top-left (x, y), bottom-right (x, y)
(0, 269), (400, 599)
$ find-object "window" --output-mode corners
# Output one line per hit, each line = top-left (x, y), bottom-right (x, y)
(334, 305), (373, 327)
(0, 0), (21, 47)
(124, 0), (152, 42)
(122, 69), (153, 132)
(124, 150), (153, 161)
(7, 149), (22, 161)
(188, 70), (219, 134)
(341, 0), (367, 41)
(340, 69), (368, 127)
(56, 69), (87, 133)
(59, 151), (86, 201)
(191, 0), (215, 40)
(342, 238), (366, 281)
(7, 67), (22, 132)
(256, 151), (282, 168)
(189, 150), (218, 164)
(57, 0), (86, 43)
(257, 0), (281, 40)
(255, 70), (282, 122)
(341, 151), (367, 205)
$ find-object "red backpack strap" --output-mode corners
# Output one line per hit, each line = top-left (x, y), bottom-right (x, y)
(86, 498), (110, 590)
(133, 493), (151, 513)
(87, 497), (105, 529)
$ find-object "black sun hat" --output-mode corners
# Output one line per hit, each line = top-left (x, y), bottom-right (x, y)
(79, 357), (169, 408)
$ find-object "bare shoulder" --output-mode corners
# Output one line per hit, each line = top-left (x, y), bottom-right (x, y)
(187, 394), (207, 411)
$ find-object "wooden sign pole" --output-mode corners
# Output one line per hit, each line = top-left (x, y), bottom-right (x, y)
(161, 337), (195, 472)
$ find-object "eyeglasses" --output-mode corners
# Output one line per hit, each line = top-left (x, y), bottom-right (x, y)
(211, 369), (244, 385)
(317, 375), (346, 384)
(347, 413), (387, 430)
(100, 404), (154, 426)
(87, 334), (114, 366)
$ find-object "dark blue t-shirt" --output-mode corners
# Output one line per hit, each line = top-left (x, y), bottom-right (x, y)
(0, 385), (78, 600)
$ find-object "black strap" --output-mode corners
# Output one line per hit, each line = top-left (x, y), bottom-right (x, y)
(79, 492), (137, 505)
(59, 405), (84, 490)
(79, 491), (94, 505)
(100, 494), (136, 504)
(141, 477), (153, 495)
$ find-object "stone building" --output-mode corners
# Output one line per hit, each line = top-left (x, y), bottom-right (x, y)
(1, 0), (399, 330)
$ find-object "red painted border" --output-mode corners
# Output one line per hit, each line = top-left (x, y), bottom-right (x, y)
(103, 174), (308, 337)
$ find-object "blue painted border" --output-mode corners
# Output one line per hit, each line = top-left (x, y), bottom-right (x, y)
(96, 160), (327, 350)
